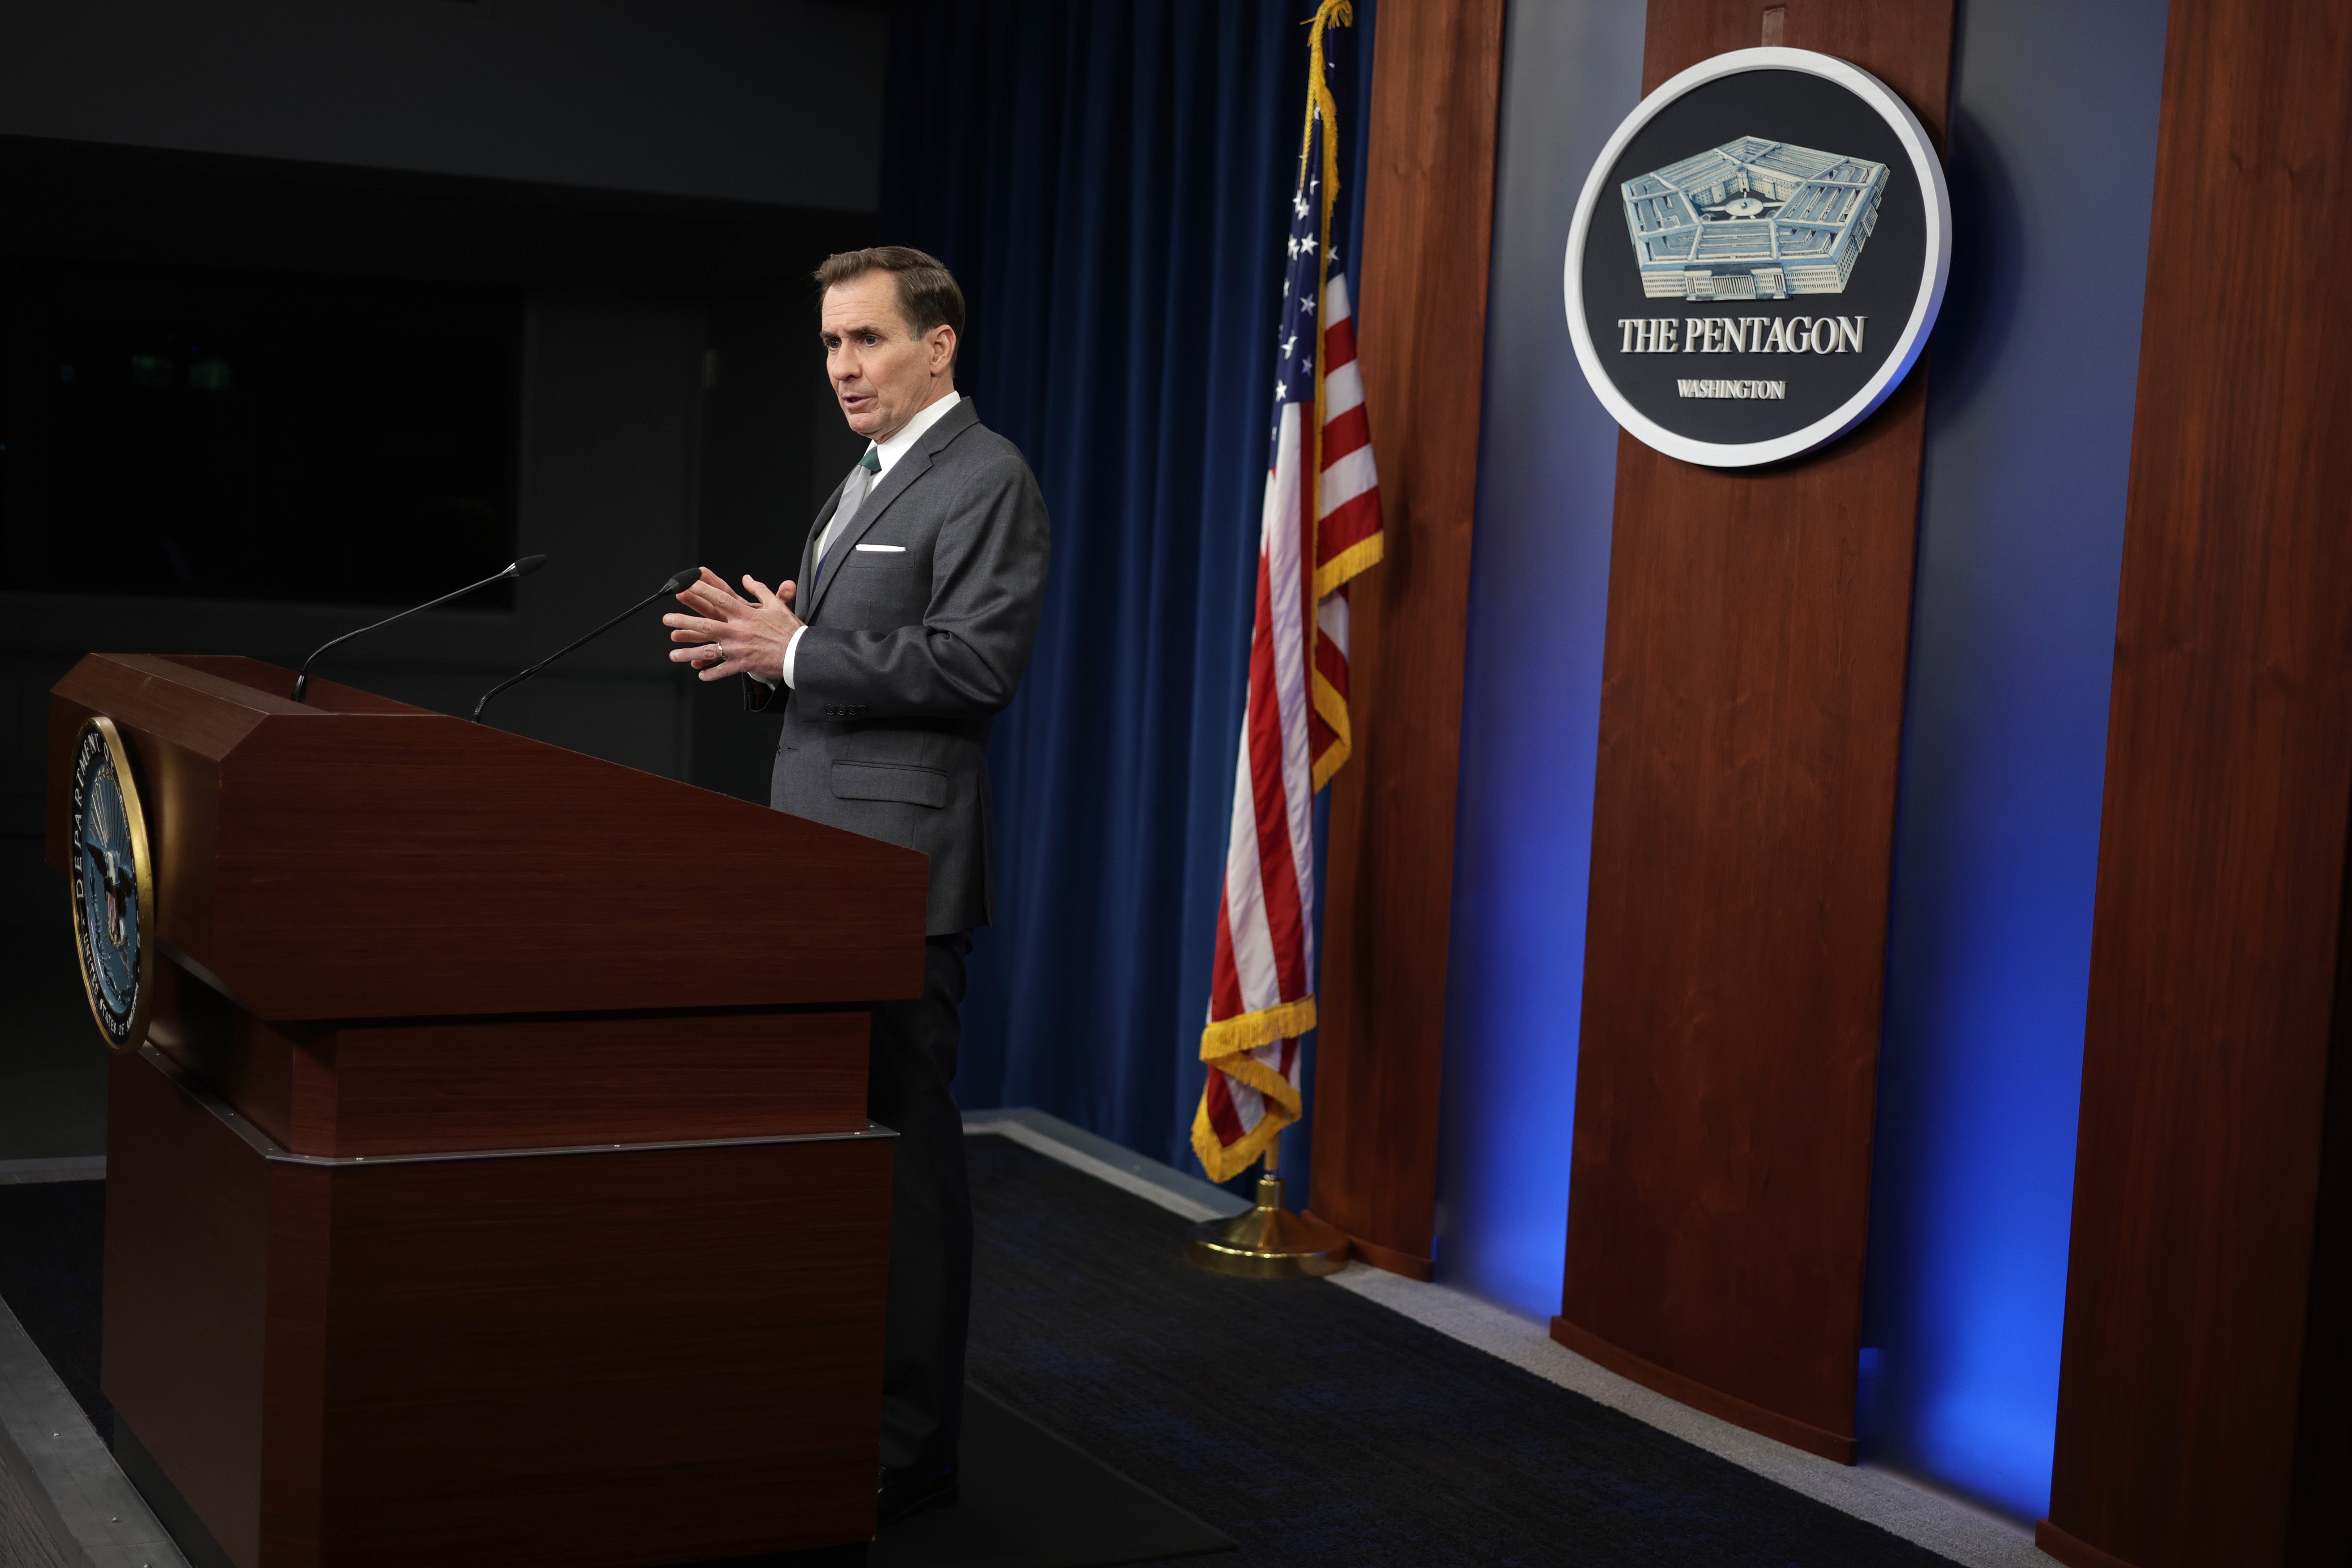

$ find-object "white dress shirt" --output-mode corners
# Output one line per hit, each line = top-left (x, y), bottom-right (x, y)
(778, 391), (962, 688)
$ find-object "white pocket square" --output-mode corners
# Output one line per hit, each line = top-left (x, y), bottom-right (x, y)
(854, 543), (906, 553)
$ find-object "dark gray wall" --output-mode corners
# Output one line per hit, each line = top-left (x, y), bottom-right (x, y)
(0, 277), (875, 808)
(2, 291), (724, 823)
(0, 5), (878, 1155)
(0, 0), (885, 211)
(0, 1), (884, 856)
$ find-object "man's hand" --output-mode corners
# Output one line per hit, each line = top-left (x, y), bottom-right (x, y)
(664, 568), (804, 683)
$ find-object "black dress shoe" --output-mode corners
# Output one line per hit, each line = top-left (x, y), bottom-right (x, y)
(877, 1462), (959, 1529)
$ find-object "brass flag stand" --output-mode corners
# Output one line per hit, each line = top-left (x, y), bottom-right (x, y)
(1187, 1132), (1349, 1278)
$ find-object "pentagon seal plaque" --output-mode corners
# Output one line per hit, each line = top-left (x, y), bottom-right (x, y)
(1564, 47), (1951, 467)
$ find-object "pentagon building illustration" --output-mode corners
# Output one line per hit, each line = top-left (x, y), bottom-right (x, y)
(1620, 137), (1889, 300)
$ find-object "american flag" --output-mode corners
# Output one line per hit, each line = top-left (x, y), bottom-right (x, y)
(1192, 0), (1384, 1185)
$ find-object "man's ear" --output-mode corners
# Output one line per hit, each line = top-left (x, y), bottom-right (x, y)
(931, 326), (958, 374)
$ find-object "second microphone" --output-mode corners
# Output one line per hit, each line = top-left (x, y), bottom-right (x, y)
(473, 567), (701, 723)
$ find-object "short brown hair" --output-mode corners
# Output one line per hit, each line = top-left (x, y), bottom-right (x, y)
(815, 246), (966, 350)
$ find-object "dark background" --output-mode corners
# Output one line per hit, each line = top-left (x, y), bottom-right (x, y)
(3, 259), (526, 608)
(0, 2), (889, 1160)
(1577, 66), (1927, 442)
(0, 75), (885, 869)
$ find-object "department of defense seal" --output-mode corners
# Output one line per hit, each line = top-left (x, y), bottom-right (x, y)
(70, 716), (155, 1051)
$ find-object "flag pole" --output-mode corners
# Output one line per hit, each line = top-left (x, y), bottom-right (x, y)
(1187, 0), (1377, 1242)
(1186, 1127), (1350, 1278)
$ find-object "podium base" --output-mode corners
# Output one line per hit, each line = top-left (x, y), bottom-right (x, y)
(1187, 1175), (1349, 1278)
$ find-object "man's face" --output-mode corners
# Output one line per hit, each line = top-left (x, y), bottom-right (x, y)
(821, 274), (954, 442)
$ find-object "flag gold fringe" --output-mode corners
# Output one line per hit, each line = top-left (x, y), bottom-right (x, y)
(1200, 994), (1318, 1058)
(1311, 665), (1352, 791)
(1192, 1023), (1307, 1183)
(1312, 530), (1384, 602)
(1192, 1093), (1297, 1183)
(1302, 0), (1352, 593)
(1303, 0), (1377, 794)
(1195, 998), (1313, 1180)
(1309, 534), (1383, 791)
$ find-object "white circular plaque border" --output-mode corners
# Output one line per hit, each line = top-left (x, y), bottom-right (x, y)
(1562, 47), (1952, 469)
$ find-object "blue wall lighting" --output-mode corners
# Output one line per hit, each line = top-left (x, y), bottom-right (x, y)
(1861, 0), (2168, 1522)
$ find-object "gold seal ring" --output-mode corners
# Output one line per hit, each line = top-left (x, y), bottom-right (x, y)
(67, 715), (156, 1053)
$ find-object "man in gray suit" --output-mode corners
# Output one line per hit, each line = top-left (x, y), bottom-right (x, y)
(662, 247), (1048, 1528)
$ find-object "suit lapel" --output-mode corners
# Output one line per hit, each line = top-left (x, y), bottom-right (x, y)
(796, 483), (844, 617)
(801, 399), (979, 623)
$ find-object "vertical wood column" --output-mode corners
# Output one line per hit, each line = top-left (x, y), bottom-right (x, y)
(1307, 0), (1505, 1279)
(2037, 2), (2352, 1563)
(1550, 0), (1954, 1464)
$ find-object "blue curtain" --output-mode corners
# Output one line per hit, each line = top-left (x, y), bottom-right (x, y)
(878, 0), (1375, 1185)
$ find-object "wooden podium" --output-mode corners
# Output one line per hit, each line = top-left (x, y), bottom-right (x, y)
(46, 654), (929, 1568)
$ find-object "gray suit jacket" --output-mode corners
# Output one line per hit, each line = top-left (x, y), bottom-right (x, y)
(749, 399), (1049, 934)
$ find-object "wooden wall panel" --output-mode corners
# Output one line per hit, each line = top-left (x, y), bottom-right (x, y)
(1307, 0), (1506, 1280)
(1552, 0), (1953, 1464)
(2038, 1), (2352, 1563)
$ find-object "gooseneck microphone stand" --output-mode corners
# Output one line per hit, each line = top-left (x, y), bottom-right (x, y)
(293, 555), (549, 703)
(472, 567), (702, 724)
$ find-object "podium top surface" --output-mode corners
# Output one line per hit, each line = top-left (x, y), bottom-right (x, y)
(49, 654), (928, 1021)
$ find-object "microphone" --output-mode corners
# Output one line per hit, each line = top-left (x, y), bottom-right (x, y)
(294, 555), (548, 703)
(472, 567), (701, 724)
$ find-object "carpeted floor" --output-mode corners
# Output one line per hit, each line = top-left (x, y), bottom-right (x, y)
(0, 1137), (1965, 1567)
(0, 1174), (107, 1441)
(962, 1134), (1952, 1568)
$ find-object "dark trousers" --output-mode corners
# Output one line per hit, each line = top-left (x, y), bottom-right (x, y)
(867, 931), (973, 1476)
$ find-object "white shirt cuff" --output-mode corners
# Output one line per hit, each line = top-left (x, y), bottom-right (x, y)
(781, 625), (807, 689)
